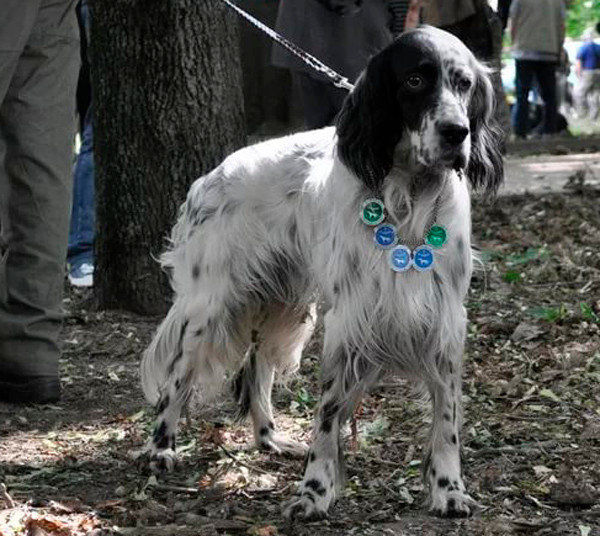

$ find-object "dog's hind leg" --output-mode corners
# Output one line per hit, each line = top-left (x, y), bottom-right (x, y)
(143, 302), (224, 472)
(148, 368), (194, 472)
(233, 303), (316, 457)
(146, 316), (201, 472)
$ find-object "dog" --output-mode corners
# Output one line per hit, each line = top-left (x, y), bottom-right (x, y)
(140, 26), (504, 520)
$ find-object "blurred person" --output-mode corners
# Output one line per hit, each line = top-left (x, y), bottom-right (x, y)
(574, 26), (600, 120)
(498, 0), (512, 33)
(68, 0), (95, 287)
(272, 0), (405, 129)
(556, 46), (572, 116)
(0, 1), (79, 403)
(238, 0), (296, 136)
(508, 0), (565, 137)
(403, 0), (422, 30)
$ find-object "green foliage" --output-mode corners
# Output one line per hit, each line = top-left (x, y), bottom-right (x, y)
(580, 302), (600, 323)
(294, 386), (317, 411)
(530, 304), (569, 323)
(362, 416), (389, 443)
(503, 270), (523, 283)
(566, 0), (600, 39)
(506, 247), (549, 266)
(479, 249), (505, 263)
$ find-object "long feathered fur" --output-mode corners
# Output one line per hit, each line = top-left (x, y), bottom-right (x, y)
(140, 26), (504, 520)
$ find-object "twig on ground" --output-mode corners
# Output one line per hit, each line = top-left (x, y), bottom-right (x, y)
(218, 444), (274, 476)
(0, 482), (15, 508)
(469, 440), (559, 458)
(148, 483), (200, 495)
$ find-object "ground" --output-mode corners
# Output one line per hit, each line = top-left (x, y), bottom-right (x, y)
(1, 164), (600, 536)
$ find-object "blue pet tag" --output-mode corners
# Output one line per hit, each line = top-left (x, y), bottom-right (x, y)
(389, 245), (412, 272)
(412, 245), (435, 271)
(374, 223), (398, 249)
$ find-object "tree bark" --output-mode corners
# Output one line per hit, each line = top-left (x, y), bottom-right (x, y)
(90, 0), (245, 314)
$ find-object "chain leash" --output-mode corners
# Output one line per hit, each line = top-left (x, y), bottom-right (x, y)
(221, 0), (355, 92)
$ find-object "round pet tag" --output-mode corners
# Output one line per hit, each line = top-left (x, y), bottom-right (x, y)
(412, 245), (435, 271)
(374, 223), (398, 249)
(360, 198), (385, 226)
(389, 245), (412, 272)
(426, 224), (448, 249)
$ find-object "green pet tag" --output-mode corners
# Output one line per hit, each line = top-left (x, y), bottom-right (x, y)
(360, 198), (385, 226)
(426, 224), (447, 248)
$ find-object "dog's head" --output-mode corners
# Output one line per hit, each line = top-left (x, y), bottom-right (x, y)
(336, 26), (504, 194)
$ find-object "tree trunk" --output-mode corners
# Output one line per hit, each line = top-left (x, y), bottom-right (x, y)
(90, 0), (245, 314)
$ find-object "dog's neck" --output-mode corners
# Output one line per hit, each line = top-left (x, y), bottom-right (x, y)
(329, 154), (455, 241)
(379, 165), (453, 240)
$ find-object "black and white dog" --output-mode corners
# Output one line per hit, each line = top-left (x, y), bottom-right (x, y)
(141, 26), (503, 519)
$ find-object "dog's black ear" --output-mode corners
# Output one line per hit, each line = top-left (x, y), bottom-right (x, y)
(466, 65), (505, 195)
(336, 50), (404, 192)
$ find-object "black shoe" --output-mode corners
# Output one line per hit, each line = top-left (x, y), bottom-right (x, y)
(0, 375), (60, 404)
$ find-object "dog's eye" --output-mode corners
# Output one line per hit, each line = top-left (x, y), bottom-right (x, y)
(458, 78), (472, 92)
(405, 74), (425, 91)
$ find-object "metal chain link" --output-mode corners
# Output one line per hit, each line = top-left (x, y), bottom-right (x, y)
(221, 0), (355, 92)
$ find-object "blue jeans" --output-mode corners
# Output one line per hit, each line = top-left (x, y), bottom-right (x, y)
(68, 0), (93, 269)
(67, 105), (94, 268)
(512, 59), (557, 137)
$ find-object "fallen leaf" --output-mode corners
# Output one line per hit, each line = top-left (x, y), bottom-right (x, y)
(550, 481), (598, 508)
(247, 525), (278, 536)
(25, 514), (71, 536)
(539, 389), (561, 403)
(533, 465), (553, 477)
(511, 322), (545, 344)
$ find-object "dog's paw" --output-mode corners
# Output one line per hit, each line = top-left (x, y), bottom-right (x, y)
(283, 476), (334, 521)
(258, 433), (308, 458)
(149, 448), (177, 473)
(430, 489), (476, 518)
(283, 494), (328, 521)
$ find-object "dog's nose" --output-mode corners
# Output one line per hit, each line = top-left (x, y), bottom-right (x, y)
(439, 123), (469, 146)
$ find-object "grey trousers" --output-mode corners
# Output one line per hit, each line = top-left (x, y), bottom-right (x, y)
(576, 70), (600, 120)
(0, 0), (79, 380)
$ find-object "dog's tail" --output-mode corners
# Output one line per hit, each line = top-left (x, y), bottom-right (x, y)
(140, 302), (185, 406)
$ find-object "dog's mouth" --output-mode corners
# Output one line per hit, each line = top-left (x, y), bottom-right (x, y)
(436, 144), (468, 172)
(452, 154), (467, 171)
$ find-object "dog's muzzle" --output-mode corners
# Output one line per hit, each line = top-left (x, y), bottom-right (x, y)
(438, 121), (470, 170)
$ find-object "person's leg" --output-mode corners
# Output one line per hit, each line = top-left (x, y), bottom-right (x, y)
(296, 72), (338, 129)
(535, 61), (558, 134)
(590, 71), (600, 120)
(0, 4), (41, 239)
(575, 72), (592, 118)
(67, 105), (95, 286)
(512, 60), (534, 137)
(0, 0), (79, 403)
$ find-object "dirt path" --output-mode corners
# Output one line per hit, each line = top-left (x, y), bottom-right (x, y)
(504, 152), (600, 195)
(1, 175), (600, 536)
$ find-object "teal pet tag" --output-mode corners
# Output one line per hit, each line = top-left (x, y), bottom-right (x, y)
(426, 224), (448, 249)
(360, 198), (385, 226)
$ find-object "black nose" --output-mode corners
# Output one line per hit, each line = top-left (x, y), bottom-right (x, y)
(439, 123), (469, 146)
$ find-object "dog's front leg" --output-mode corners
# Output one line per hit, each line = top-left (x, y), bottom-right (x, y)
(284, 339), (374, 521)
(424, 349), (475, 517)
(283, 361), (348, 520)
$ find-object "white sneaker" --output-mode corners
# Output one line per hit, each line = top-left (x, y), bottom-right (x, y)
(69, 263), (94, 287)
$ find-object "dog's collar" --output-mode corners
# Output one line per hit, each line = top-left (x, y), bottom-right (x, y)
(360, 196), (447, 272)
